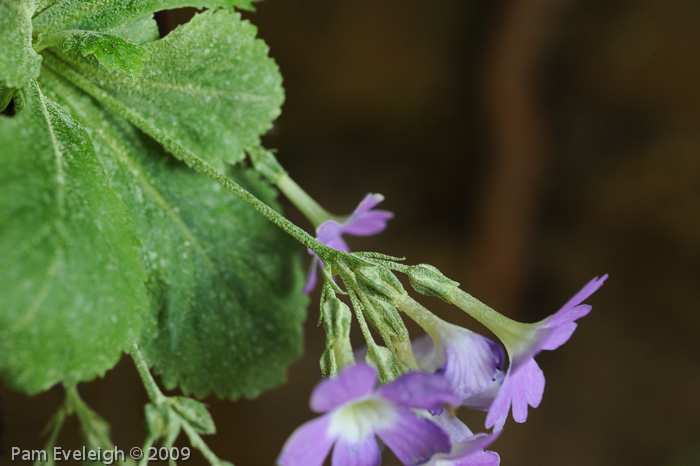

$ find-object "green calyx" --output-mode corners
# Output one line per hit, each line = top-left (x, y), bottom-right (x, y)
(355, 264), (406, 303)
(407, 263), (460, 302)
(319, 297), (355, 378)
(365, 344), (409, 383)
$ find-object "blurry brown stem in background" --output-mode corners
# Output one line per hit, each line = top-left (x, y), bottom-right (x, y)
(469, 0), (567, 315)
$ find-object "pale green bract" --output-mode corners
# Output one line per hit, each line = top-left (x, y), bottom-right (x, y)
(0, 81), (148, 394)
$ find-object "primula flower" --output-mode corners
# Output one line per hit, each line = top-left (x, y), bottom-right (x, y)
(483, 275), (608, 430)
(411, 324), (505, 405)
(424, 413), (500, 466)
(277, 364), (461, 466)
(303, 193), (393, 293)
(412, 332), (505, 411)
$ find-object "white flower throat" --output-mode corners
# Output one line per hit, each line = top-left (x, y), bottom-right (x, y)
(328, 397), (398, 442)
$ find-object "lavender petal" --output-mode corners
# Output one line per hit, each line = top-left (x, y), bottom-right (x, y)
(277, 414), (335, 466)
(436, 326), (505, 400)
(485, 359), (545, 430)
(376, 409), (451, 466)
(303, 257), (321, 295)
(377, 371), (460, 410)
(311, 364), (378, 413)
(331, 435), (382, 466)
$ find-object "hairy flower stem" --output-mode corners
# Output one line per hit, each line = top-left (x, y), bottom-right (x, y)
(42, 53), (334, 262)
(276, 174), (338, 228)
(395, 294), (445, 334)
(181, 422), (228, 466)
(35, 403), (66, 466)
(248, 147), (340, 228)
(131, 344), (166, 404)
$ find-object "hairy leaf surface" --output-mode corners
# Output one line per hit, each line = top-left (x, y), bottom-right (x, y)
(40, 71), (307, 399)
(0, 81), (148, 393)
(33, 0), (258, 37)
(44, 9), (284, 167)
(0, 0), (42, 88)
(0, 81), (14, 112)
(108, 14), (159, 44)
(60, 31), (148, 78)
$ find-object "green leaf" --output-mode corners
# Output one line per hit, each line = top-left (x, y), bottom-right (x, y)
(45, 9), (284, 167)
(33, 0), (254, 37)
(0, 81), (14, 112)
(60, 31), (147, 78)
(0, 81), (148, 394)
(0, 0), (42, 88)
(108, 14), (159, 44)
(40, 70), (306, 399)
(228, 0), (262, 11)
(35, 0), (62, 15)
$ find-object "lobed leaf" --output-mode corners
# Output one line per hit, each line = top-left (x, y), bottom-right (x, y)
(60, 31), (148, 78)
(0, 0), (42, 88)
(40, 70), (307, 399)
(0, 81), (148, 394)
(33, 0), (257, 37)
(44, 9), (284, 167)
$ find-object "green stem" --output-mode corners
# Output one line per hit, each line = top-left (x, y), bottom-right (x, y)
(138, 436), (155, 466)
(181, 422), (232, 466)
(42, 53), (333, 260)
(33, 31), (70, 53)
(248, 147), (341, 228)
(36, 406), (66, 466)
(130, 344), (166, 404)
(338, 267), (376, 348)
(276, 174), (337, 228)
(395, 294), (445, 335)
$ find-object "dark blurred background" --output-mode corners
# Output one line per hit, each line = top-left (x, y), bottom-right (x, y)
(2, 0), (699, 465)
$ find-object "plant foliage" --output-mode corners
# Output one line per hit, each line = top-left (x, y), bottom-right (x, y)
(1, 0), (306, 400)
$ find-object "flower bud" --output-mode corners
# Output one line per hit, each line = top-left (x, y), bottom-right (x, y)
(355, 265), (405, 303)
(319, 297), (354, 377)
(365, 344), (408, 383)
(408, 264), (459, 302)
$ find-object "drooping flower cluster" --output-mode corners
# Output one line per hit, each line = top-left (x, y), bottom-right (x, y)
(282, 194), (606, 466)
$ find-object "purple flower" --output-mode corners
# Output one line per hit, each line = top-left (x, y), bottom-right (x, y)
(411, 324), (505, 406)
(484, 275), (608, 431)
(277, 364), (461, 466)
(303, 194), (393, 293)
(424, 413), (500, 466)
